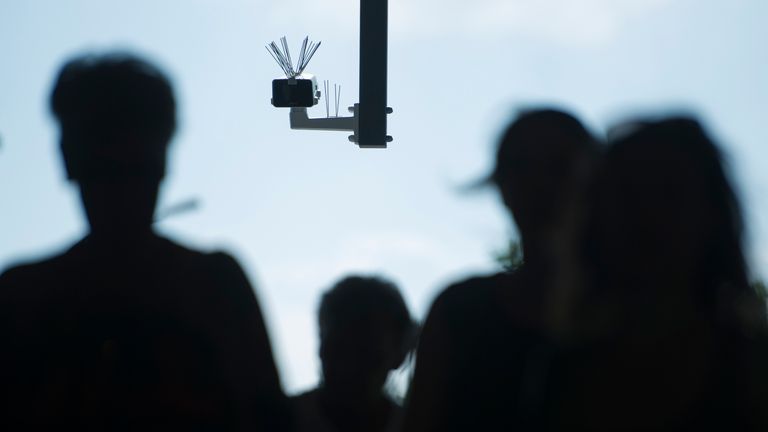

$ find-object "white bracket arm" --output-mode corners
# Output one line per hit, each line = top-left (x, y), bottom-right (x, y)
(289, 105), (357, 132)
(289, 104), (392, 144)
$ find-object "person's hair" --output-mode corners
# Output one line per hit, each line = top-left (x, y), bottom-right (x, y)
(583, 117), (760, 327)
(491, 108), (598, 188)
(484, 108), (600, 256)
(319, 275), (415, 350)
(50, 52), (176, 180)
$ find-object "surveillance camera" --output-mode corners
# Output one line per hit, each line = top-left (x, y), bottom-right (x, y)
(271, 73), (320, 108)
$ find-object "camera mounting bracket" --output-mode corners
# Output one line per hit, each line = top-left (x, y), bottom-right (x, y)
(287, 0), (392, 148)
(289, 104), (393, 144)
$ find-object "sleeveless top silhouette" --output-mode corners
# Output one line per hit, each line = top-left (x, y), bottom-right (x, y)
(404, 271), (554, 432)
(0, 234), (290, 431)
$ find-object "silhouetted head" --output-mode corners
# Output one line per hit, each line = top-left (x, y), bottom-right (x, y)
(583, 117), (757, 325)
(491, 109), (598, 246)
(51, 53), (176, 236)
(318, 275), (415, 403)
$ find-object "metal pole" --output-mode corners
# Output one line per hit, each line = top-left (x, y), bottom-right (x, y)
(358, 0), (388, 148)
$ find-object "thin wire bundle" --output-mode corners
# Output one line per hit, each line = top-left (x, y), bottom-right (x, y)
(324, 80), (330, 117)
(266, 36), (321, 78)
(323, 80), (343, 118)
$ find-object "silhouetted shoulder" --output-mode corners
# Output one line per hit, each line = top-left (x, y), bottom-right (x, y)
(0, 243), (84, 302)
(176, 244), (266, 315)
(0, 235), (265, 346)
(427, 272), (517, 327)
(416, 272), (517, 357)
(0, 238), (244, 294)
(156, 237), (239, 265)
(157, 240), (255, 289)
(405, 271), (550, 432)
(0, 235), (285, 430)
(0, 242), (72, 272)
(434, 272), (509, 305)
(199, 249), (255, 293)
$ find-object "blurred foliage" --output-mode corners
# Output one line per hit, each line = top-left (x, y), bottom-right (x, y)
(754, 280), (767, 302)
(494, 240), (524, 272)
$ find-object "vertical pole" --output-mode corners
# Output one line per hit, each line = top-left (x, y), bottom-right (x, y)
(358, 0), (388, 148)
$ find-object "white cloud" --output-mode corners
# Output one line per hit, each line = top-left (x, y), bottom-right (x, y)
(267, 0), (675, 46)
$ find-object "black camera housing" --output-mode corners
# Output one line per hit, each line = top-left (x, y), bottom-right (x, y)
(271, 75), (319, 108)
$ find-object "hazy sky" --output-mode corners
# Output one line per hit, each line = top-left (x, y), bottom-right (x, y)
(1, 0), (766, 393)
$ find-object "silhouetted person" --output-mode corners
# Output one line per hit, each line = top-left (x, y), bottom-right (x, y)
(0, 53), (289, 431)
(292, 276), (416, 432)
(401, 109), (599, 432)
(553, 117), (768, 431)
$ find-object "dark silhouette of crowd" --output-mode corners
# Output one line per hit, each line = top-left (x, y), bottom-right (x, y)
(1, 52), (766, 431)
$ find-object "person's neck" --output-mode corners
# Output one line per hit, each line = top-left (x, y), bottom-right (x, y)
(86, 226), (157, 247)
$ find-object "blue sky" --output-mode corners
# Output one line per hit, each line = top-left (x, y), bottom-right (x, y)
(1, 0), (767, 393)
